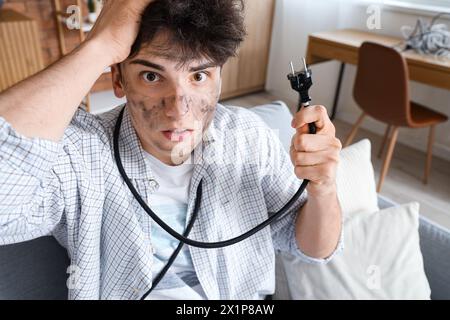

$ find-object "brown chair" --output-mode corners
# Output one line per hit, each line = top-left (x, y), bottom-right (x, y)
(344, 42), (448, 192)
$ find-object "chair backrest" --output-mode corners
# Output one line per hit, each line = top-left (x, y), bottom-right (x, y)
(353, 42), (412, 126)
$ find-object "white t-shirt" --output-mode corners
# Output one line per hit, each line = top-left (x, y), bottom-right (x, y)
(143, 151), (207, 300)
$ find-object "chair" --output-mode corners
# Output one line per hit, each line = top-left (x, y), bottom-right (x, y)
(344, 42), (448, 192)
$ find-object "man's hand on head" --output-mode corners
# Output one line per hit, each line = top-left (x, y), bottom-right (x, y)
(290, 105), (342, 198)
(86, 0), (155, 65)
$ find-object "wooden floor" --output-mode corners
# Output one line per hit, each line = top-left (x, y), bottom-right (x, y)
(221, 91), (450, 229)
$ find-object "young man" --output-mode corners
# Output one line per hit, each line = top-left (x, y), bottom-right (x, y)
(0, 0), (342, 299)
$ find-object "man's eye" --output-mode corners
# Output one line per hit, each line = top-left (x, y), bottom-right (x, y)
(142, 72), (160, 83)
(193, 72), (208, 82)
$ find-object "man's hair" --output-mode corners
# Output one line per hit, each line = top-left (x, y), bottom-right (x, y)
(130, 0), (246, 66)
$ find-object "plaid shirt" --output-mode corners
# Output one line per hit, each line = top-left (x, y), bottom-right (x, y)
(0, 103), (342, 300)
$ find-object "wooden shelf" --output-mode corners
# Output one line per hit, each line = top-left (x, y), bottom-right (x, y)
(0, 8), (33, 21)
(52, 0), (105, 112)
(0, 9), (44, 92)
(220, 0), (275, 100)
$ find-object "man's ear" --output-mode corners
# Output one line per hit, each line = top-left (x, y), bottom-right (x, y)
(111, 64), (126, 98)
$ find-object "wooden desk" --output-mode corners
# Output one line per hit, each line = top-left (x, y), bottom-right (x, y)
(306, 29), (450, 119)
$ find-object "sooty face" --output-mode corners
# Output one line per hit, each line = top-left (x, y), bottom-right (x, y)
(111, 36), (222, 166)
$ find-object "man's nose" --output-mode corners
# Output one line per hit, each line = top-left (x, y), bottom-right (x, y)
(164, 90), (190, 119)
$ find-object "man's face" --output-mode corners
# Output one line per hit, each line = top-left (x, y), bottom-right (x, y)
(111, 32), (222, 166)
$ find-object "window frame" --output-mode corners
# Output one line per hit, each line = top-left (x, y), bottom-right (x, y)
(358, 0), (450, 16)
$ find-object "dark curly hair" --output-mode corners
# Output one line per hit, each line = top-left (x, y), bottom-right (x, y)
(129, 0), (246, 67)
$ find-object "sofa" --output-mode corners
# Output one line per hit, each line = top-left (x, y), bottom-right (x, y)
(1, 102), (449, 300)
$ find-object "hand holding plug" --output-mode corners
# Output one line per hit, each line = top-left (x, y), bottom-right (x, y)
(287, 59), (342, 197)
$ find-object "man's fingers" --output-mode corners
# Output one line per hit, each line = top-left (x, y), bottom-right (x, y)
(291, 149), (340, 167)
(296, 123), (313, 135)
(291, 134), (342, 153)
(291, 105), (332, 133)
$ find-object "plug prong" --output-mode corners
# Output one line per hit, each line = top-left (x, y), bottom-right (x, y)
(302, 58), (308, 72)
(289, 61), (295, 76)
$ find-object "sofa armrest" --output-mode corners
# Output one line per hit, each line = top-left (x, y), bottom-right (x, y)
(378, 195), (450, 300)
(0, 236), (69, 300)
(419, 216), (450, 300)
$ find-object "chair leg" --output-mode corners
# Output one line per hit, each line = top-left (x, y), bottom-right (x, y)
(378, 125), (391, 158)
(424, 125), (436, 185)
(344, 113), (366, 147)
(377, 127), (399, 193)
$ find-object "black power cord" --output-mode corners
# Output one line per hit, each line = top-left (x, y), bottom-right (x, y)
(113, 59), (315, 250)
(113, 58), (316, 298)
(140, 181), (202, 300)
(114, 110), (309, 248)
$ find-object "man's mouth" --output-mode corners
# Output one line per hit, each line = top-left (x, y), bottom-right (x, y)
(161, 129), (194, 142)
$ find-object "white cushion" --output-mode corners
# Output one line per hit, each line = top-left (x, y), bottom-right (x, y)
(275, 202), (431, 300)
(249, 101), (296, 153)
(336, 139), (379, 217)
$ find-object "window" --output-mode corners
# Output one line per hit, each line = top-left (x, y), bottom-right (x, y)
(386, 0), (450, 8)
(380, 0), (450, 14)
(402, 0), (450, 4)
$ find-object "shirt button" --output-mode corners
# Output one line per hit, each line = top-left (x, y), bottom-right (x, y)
(149, 179), (159, 190)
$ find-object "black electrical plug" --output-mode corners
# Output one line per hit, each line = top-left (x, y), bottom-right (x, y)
(287, 58), (316, 134)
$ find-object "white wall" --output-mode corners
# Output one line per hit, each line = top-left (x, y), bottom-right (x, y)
(266, 0), (450, 161)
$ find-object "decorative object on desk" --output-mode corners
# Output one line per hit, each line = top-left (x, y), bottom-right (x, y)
(94, 0), (103, 15)
(400, 12), (450, 58)
(87, 0), (98, 24)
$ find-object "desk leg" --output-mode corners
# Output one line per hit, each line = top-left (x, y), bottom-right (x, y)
(330, 63), (345, 121)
